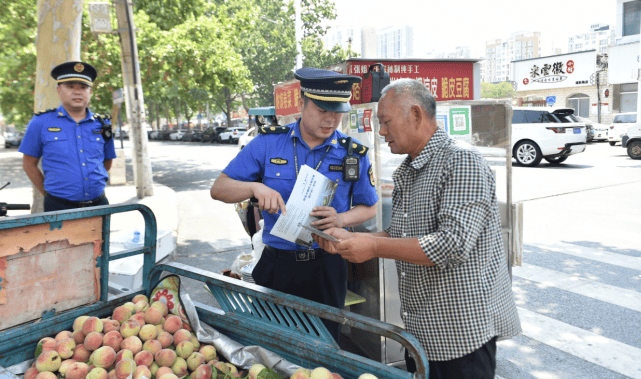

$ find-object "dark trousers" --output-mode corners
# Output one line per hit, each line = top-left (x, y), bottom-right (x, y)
(251, 246), (348, 342)
(405, 337), (498, 379)
(44, 193), (109, 212)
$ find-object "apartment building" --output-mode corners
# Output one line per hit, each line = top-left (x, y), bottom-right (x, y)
(568, 24), (616, 54)
(485, 31), (541, 83)
(376, 25), (414, 59)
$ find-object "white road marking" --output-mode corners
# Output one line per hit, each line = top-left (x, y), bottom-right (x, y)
(526, 240), (641, 271)
(513, 263), (641, 312)
(517, 307), (641, 379)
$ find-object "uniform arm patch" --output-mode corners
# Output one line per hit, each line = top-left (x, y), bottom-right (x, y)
(368, 165), (375, 187)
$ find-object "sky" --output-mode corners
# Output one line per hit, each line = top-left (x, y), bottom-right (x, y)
(326, 0), (618, 58)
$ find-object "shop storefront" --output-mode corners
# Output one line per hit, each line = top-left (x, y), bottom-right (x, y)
(609, 42), (639, 114)
(510, 50), (613, 124)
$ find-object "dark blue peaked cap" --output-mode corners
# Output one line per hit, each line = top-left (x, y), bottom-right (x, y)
(51, 61), (97, 87)
(295, 68), (361, 113)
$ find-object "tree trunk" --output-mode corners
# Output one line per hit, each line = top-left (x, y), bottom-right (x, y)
(32, 0), (83, 213)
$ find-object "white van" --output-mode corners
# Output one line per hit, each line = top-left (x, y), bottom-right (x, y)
(511, 107), (587, 167)
(608, 112), (637, 146)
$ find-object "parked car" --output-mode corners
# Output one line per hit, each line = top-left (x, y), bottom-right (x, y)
(608, 112), (637, 146)
(202, 126), (227, 143)
(575, 116), (609, 142)
(622, 122), (641, 159)
(511, 107), (587, 167)
(182, 130), (203, 142)
(113, 128), (128, 140)
(218, 127), (247, 144)
(4, 131), (24, 148)
(158, 130), (172, 141)
(169, 129), (187, 141)
(238, 127), (256, 150)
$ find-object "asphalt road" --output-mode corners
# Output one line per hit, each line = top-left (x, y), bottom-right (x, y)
(2, 136), (640, 378)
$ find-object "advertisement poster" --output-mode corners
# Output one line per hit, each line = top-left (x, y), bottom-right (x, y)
(363, 109), (373, 132)
(357, 109), (365, 133)
(349, 110), (358, 130)
(436, 107), (449, 135)
(449, 106), (471, 142)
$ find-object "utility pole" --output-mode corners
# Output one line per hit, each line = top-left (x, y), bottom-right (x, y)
(113, 0), (153, 198)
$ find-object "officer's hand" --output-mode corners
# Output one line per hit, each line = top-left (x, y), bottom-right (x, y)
(313, 228), (354, 253)
(310, 206), (344, 229)
(252, 183), (286, 216)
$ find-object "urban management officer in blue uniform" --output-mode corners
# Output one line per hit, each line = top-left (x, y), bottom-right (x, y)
(210, 68), (379, 341)
(20, 61), (116, 212)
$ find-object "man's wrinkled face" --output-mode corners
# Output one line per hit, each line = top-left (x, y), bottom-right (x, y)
(377, 91), (412, 155)
(57, 82), (92, 112)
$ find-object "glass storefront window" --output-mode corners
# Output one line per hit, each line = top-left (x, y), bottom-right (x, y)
(621, 93), (638, 113)
(624, 1), (641, 37)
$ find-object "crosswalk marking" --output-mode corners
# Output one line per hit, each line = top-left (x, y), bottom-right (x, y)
(517, 307), (641, 379)
(526, 240), (641, 271)
(513, 263), (641, 312)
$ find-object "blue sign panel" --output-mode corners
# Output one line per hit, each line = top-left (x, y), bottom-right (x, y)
(546, 96), (556, 104)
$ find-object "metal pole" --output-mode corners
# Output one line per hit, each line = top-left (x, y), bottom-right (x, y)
(294, 0), (302, 69)
(118, 103), (124, 149)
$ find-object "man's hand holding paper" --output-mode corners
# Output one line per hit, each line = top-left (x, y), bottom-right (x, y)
(313, 229), (378, 264)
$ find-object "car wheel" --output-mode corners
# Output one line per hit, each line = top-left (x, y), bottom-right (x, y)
(609, 141), (617, 146)
(628, 141), (641, 160)
(514, 141), (542, 167)
(544, 156), (568, 164)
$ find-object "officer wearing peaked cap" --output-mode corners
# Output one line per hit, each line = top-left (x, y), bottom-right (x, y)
(20, 61), (117, 212)
(211, 68), (378, 341)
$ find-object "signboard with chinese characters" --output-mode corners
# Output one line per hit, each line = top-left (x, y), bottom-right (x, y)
(274, 59), (479, 116)
(608, 42), (640, 84)
(513, 51), (596, 91)
(88, 3), (112, 34)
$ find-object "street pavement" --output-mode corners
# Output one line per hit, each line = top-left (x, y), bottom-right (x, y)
(1, 136), (640, 379)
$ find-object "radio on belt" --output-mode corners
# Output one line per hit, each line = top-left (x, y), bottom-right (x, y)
(343, 137), (359, 182)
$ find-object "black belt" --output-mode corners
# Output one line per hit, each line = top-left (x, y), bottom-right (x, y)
(264, 245), (326, 261)
(45, 192), (106, 208)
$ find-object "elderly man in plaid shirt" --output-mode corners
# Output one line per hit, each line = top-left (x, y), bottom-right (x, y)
(314, 79), (521, 379)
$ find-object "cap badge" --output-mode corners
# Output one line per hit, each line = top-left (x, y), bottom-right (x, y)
(334, 80), (348, 84)
(74, 63), (84, 73)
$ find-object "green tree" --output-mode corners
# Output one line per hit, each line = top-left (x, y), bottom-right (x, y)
(481, 81), (515, 99)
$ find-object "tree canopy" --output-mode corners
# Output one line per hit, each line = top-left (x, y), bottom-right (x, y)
(481, 81), (515, 99)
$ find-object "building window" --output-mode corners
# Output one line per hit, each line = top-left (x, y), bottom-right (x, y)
(568, 94), (590, 118)
(621, 83), (638, 112)
(624, 0), (641, 37)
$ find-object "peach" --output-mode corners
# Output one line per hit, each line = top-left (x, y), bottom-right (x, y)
(198, 345), (216, 362)
(225, 363), (237, 374)
(23, 368), (39, 379)
(120, 319), (141, 338)
(189, 336), (200, 350)
(248, 364), (266, 379)
(59, 359), (76, 377)
(157, 332), (173, 348)
(115, 350), (134, 365)
(71, 344), (91, 363)
(149, 362), (160, 377)
(35, 372), (57, 379)
(154, 349), (177, 367)
(331, 374), (344, 379)
(66, 363), (90, 379)
(144, 307), (164, 326)
(357, 375), (377, 379)
(134, 350), (154, 367)
(175, 341), (194, 359)
(123, 302), (136, 313)
(171, 357), (188, 376)
(56, 338), (76, 359)
(186, 353), (205, 371)
(155, 367), (173, 379)
(139, 324), (158, 342)
(310, 368), (332, 379)
(134, 365), (151, 379)
(130, 313), (146, 327)
(93, 346), (116, 369)
(115, 359), (136, 379)
(190, 364), (212, 379)
(112, 307), (132, 325)
(84, 332), (104, 351)
(155, 324), (164, 335)
(103, 331), (123, 351)
(36, 350), (62, 372)
(163, 316), (182, 335)
(291, 368), (312, 379)
(87, 367), (108, 379)
(213, 361), (229, 374)
(55, 331), (73, 342)
(103, 320), (121, 334)
(73, 316), (90, 332)
(158, 374), (178, 379)
(71, 330), (85, 345)
(142, 339), (162, 355)
(108, 370), (117, 379)
(121, 336), (143, 355)
(150, 301), (168, 317)
(36, 337), (57, 356)
(82, 317), (104, 335)
(134, 301), (149, 313)
(182, 323), (192, 332)
(132, 294), (149, 304)
(172, 329), (191, 347)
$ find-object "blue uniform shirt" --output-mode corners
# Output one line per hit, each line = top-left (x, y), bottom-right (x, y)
(223, 119), (379, 250)
(19, 106), (117, 201)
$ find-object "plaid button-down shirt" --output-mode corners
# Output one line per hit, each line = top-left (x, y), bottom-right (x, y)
(386, 127), (521, 361)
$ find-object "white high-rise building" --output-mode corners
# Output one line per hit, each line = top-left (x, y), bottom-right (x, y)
(568, 24), (616, 54)
(361, 27), (377, 58)
(377, 25), (413, 59)
(447, 46), (471, 59)
(485, 31), (541, 83)
(324, 26), (361, 56)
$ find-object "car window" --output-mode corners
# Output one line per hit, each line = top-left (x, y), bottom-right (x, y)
(613, 114), (637, 123)
(523, 110), (553, 123)
(512, 110), (527, 124)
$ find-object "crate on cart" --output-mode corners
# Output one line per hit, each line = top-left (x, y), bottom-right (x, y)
(0, 204), (428, 379)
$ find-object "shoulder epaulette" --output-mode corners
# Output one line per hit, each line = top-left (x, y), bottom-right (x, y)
(338, 137), (368, 156)
(258, 126), (290, 135)
(94, 113), (112, 121)
(33, 108), (56, 116)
